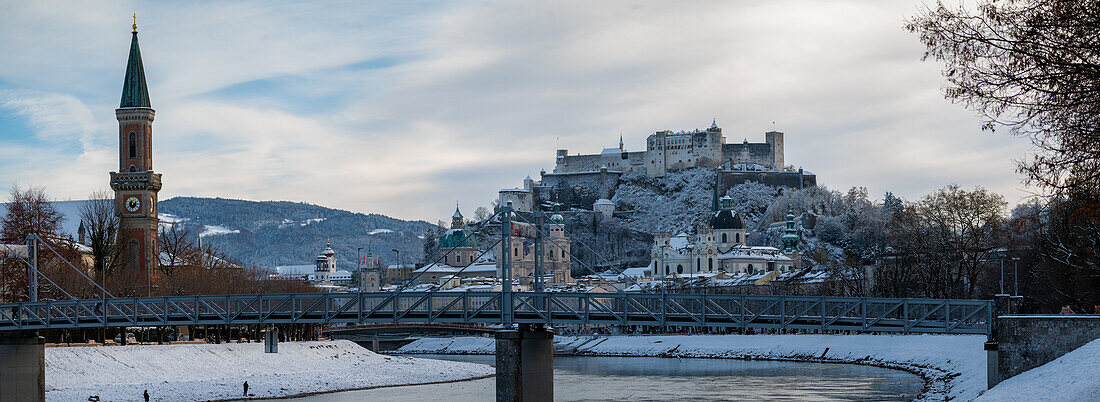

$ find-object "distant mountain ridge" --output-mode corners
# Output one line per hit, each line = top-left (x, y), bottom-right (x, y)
(39, 197), (432, 269)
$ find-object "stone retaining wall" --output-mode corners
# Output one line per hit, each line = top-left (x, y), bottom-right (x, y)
(996, 315), (1100, 383)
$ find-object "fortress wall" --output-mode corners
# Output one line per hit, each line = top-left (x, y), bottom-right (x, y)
(718, 171), (816, 194)
(555, 154), (622, 173)
(722, 143), (776, 169)
(539, 171), (622, 210)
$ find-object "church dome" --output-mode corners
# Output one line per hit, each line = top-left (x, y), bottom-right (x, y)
(440, 228), (478, 249)
(321, 243), (335, 257)
(711, 210), (745, 230)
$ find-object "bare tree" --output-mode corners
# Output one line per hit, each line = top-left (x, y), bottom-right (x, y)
(474, 206), (490, 222)
(916, 185), (1007, 298)
(80, 191), (121, 293)
(1, 185), (66, 243)
(158, 222), (195, 278)
(1, 185), (69, 302)
(907, 0), (1100, 193)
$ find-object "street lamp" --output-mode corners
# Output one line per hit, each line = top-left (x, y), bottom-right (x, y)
(356, 247), (364, 289)
(1012, 257), (1021, 296)
(995, 248), (1008, 295)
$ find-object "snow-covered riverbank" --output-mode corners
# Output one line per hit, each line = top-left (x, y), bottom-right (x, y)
(975, 337), (1100, 401)
(46, 340), (494, 401)
(399, 334), (987, 401)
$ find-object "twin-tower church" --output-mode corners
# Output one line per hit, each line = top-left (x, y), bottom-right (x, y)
(109, 22), (161, 280)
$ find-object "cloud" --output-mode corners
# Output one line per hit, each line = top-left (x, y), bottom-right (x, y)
(0, 90), (98, 146)
(0, 0), (1038, 220)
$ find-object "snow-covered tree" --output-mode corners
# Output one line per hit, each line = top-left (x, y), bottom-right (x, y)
(612, 168), (714, 235)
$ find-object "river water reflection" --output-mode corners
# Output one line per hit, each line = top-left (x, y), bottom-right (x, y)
(286, 354), (923, 401)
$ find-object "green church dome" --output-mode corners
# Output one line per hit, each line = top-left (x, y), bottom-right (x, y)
(440, 228), (478, 249)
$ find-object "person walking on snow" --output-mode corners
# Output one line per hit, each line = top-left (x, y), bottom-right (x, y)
(143, 390), (149, 402)
(243, 381), (249, 396)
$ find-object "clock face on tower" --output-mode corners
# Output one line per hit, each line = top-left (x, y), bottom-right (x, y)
(125, 196), (141, 213)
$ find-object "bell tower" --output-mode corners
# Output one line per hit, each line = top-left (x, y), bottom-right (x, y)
(110, 18), (161, 282)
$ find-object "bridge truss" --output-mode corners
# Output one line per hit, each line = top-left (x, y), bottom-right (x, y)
(0, 292), (992, 335)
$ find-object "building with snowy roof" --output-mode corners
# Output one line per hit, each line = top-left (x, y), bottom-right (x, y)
(651, 198), (801, 279)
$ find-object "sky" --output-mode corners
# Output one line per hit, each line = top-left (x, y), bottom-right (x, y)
(0, 0), (1036, 221)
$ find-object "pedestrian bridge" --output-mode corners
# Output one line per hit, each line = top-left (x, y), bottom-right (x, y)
(0, 291), (992, 335)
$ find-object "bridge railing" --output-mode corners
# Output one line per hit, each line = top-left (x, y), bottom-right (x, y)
(0, 292), (992, 335)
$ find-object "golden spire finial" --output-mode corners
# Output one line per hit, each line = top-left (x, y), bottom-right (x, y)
(132, 14), (138, 32)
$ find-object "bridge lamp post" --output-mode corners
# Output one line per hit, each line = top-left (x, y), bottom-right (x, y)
(993, 247), (1008, 295)
(1012, 257), (1020, 296)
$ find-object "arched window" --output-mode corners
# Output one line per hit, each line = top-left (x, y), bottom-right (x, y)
(722, 233), (727, 243)
(696, 258), (700, 271)
(676, 264), (683, 274)
(708, 258), (713, 271)
(128, 132), (137, 159)
(736, 233), (741, 243)
(665, 265), (670, 275)
(128, 165), (136, 172)
(747, 264), (754, 274)
(514, 248), (519, 257)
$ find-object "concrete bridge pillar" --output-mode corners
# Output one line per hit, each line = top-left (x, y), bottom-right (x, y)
(496, 324), (553, 402)
(264, 328), (279, 353)
(0, 332), (45, 402)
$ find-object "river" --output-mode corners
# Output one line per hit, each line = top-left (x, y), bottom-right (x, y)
(282, 354), (924, 401)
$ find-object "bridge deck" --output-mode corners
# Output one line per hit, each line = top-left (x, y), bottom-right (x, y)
(0, 292), (992, 335)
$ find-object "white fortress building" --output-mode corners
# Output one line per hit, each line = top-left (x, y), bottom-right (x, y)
(554, 120), (784, 178)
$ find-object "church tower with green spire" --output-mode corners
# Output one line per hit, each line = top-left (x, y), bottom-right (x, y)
(110, 17), (162, 283)
(781, 208), (800, 253)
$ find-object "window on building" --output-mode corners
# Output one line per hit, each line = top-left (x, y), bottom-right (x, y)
(514, 248), (518, 257)
(676, 264), (683, 274)
(696, 258), (700, 271)
(665, 265), (670, 275)
(128, 132), (137, 159)
(709, 258), (713, 271)
(722, 233), (727, 243)
(747, 264), (754, 274)
(736, 233), (741, 243)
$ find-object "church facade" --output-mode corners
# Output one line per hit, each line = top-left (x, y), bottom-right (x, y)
(109, 22), (161, 282)
(651, 196), (800, 279)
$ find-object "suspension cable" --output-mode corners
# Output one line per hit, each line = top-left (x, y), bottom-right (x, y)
(392, 209), (502, 292)
(0, 242), (76, 300)
(510, 212), (636, 295)
(36, 237), (115, 298)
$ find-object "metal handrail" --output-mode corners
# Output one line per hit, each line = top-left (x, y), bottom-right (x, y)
(0, 292), (993, 335)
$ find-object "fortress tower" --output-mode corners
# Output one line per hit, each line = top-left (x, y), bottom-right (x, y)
(109, 20), (162, 282)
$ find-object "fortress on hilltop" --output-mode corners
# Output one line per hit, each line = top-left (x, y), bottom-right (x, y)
(501, 121), (816, 213)
(554, 119), (785, 177)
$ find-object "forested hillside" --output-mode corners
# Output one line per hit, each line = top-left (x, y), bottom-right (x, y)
(156, 197), (432, 268)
